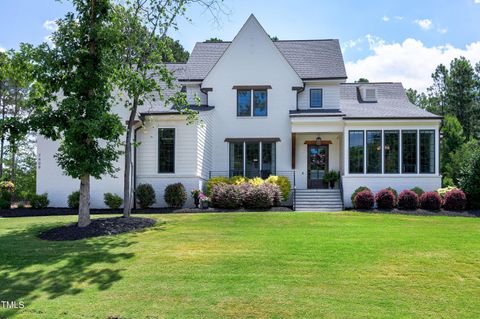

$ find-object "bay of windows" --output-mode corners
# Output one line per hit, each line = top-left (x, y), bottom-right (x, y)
(237, 89), (267, 117)
(348, 129), (436, 174)
(229, 141), (276, 178)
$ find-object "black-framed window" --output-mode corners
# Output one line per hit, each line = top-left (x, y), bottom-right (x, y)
(349, 130), (364, 173)
(366, 130), (382, 173)
(237, 89), (268, 117)
(237, 90), (251, 116)
(229, 142), (244, 176)
(310, 89), (323, 108)
(402, 130), (417, 173)
(158, 128), (175, 173)
(253, 90), (267, 116)
(420, 130), (435, 173)
(384, 130), (399, 173)
(228, 141), (276, 178)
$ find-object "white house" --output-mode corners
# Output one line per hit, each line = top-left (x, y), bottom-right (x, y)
(37, 15), (442, 210)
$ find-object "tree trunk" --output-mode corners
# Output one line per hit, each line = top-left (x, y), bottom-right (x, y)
(0, 94), (5, 179)
(123, 96), (139, 218)
(78, 174), (91, 227)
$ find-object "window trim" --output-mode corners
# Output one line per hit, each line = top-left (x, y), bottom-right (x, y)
(228, 140), (277, 177)
(236, 89), (268, 117)
(401, 130), (418, 174)
(157, 127), (176, 174)
(348, 130), (365, 174)
(366, 130), (382, 174)
(236, 89), (251, 117)
(253, 89), (268, 117)
(310, 88), (323, 108)
(419, 129), (436, 174)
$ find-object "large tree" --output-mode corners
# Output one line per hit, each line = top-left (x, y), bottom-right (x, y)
(29, 0), (124, 227)
(112, 0), (224, 217)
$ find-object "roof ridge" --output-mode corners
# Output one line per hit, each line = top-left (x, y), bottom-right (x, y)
(275, 39), (338, 42)
(341, 82), (400, 85)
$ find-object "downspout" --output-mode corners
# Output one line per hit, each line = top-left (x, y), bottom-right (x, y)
(133, 124), (142, 210)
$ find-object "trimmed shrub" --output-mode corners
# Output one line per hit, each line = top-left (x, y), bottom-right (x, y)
(354, 190), (374, 209)
(230, 175), (248, 185)
(29, 193), (49, 209)
(164, 183), (187, 208)
(386, 187), (398, 202)
(68, 191), (80, 209)
(262, 182), (281, 206)
(104, 193), (123, 209)
(136, 184), (156, 208)
(419, 192), (442, 210)
(206, 176), (230, 195)
(243, 184), (277, 209)
(248, 177), (264, 186)
(398, 190), (419, 210)
(0, 181), (14, 209)
(375, 189), (396, 209)
(351, 186), (371, 204)
(211, 183), (242, 209)
(266, 175), (291, 201)
(410, 187), (424, 197)
(443, 189), (467, 211)
(437, 186), (458, 198)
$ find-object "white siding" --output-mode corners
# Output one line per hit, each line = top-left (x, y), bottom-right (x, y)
(186, 84), (207, 105)
(196, 110), (214, 179)
(297, 83), (341, 110)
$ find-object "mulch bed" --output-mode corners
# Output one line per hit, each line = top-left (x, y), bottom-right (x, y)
(0, 206), (293, 217)
(356, 208), (480, 218)
(37, 217), (157, 241)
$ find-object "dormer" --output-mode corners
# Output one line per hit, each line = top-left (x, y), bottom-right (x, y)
(359, 86), (377, 102)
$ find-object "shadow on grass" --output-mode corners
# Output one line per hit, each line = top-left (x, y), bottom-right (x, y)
(0, 222), (140, 318)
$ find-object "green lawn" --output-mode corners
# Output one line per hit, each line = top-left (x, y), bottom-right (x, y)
(0, 212), (479, 319)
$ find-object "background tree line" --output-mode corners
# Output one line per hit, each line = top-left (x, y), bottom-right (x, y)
(406, 57), (480, 206)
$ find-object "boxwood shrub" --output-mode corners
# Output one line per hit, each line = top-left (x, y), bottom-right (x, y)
(443, 189), (467, 211)
(397, 190), (418, 210)
(164, 183), (187, 208)
(29, 193), (50, 209)
(410, 187), (424, 197)
(136, 184), (156, 208)
(419, 191), (442, 210)
(104, 193), (123, 209)
(375, 189), (396, 209)
(354, 190), (374, 209)
(68, 191), (80, 209)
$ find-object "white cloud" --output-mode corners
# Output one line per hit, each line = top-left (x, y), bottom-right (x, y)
(345, 36), (480, 92)
(382, 15), (390, 22)
(43, 19), (58, 44)
(475, 0), (480, 4)
(437, 27), (448, 34)
(394, 16), (404, 20)
(414, 18), (433, 30)
(0, 47), (5, 53)
(342, 37), (364, 52)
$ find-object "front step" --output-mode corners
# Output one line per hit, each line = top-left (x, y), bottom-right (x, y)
(294, 189), (343, 212)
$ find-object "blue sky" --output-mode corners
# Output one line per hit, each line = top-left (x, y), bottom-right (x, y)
(1, 0), (480, 91)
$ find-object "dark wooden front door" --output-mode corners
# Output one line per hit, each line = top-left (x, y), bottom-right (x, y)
(307, 145), (329, 189)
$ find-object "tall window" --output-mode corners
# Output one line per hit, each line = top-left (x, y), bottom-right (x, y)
(310, 89), (323, 108)
(349, 131), (364, 173)
(402, 130), (417, 173)
(158, 128), (175, 173)
(420, 130), (435, 173)
(237, 90), (251, 116)
(229, 143), (244, 176)
(384, 130), (399, 173)
(237, 89), (268, 116)
(229, 141), (276, 178)
(253, 90), (267, 116)
(366, 130), (382, 173)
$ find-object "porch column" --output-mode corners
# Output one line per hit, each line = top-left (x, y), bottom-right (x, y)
(291, 132), (296, 169)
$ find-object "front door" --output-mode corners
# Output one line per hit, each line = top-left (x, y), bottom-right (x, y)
(307, 145), (329, 189)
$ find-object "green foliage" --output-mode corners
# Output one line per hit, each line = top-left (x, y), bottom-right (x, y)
(351, 186), (371, 204)
(161, 36), (190, 62)
(103, 192), (123, 209)
(230, 175), (248, 185)
(410, 187), (425, 197)
(68, 191), (80, 209)
(205, 37), (223, 43)
(441, 115), (466, 184)
(136, 184), (156, 209)
(266, 175), (291, 201)
(164, 183), (187, 208)
(323, 171), (340, 183)
(248, 177), (264, 186)
(355, 78), (369, 83)
(29, 193), (49, 209)
(206, 176), (229, 195)
(437, 186), (458, 198)
(386, 187), (398, 201)
(455, 141), (480, 207)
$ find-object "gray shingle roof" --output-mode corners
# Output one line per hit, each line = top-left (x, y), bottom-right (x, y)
(180, 40), (347, 81)
(340, 83), (441, 119)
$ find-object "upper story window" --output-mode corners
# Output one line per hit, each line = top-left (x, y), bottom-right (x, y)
(237, 89), (268, 117)
(158, 128), (175, 173)
(310, 89), (323, 108)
